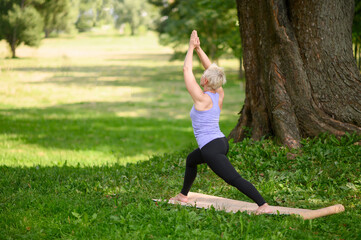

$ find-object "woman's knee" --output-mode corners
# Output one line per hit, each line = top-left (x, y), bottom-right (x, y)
(186, 154), (195, 167)
(186, 150), (202, 167)
(205, 154), (241, 183)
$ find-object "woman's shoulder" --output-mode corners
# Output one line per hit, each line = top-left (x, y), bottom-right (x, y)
(215, 87), (224, 96)
(194, 92), (213, 111)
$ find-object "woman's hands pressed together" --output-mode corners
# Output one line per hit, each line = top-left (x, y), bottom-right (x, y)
(189, 30), (200, 50)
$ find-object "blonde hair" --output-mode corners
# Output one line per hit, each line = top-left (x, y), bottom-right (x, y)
(202, 63), (226, 90)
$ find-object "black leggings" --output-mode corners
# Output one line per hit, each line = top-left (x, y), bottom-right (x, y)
(180, 137), (266, 206)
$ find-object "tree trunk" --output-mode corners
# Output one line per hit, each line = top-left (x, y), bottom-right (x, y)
(229, 0), (361, 148)
(45, 29), (50, 38)
(11, 43), (16, 58)
(130, 22), (136, 36)
(10, 28), (17, 58)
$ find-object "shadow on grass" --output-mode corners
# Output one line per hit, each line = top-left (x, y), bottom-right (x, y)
(13, 57), (238, 88)
(2, 52), (242, 164)
(0, 102), (239, 166)
(0, 141), (359, 239)
(106, 53), (172, 61)
(0, 102), (196, 158)
(17, 65), (182, 86)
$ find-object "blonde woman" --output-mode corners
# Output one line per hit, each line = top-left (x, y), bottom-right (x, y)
(171, 30), (272, 214)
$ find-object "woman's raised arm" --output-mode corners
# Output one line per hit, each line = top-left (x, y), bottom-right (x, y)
(183, 30), (204, 103)
(195, 45), (212, 70)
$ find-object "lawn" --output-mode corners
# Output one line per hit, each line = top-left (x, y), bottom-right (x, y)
(0, 31), (242, 166)
(0, 32), (360, 239)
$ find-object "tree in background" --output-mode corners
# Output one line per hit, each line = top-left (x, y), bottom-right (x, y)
(225, 26), (243, 79)
(150, 0), (242, 76)
(0, 0), (44, 58)
(95, 0), (115, 27)
(229, 0), (361, 148)
(75, 0), (114, 32)
(36, 0), (77, 37)
(353, 0), (361, 70)
(114, 0), (158, 36)
(76, 0), (98, 32)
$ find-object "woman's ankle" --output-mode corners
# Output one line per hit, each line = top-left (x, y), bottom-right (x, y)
(170, 193), (189, 203)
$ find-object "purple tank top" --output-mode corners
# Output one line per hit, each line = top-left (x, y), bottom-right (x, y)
(190, 92), (225, 149)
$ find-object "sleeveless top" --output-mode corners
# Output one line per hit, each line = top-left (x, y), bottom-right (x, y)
(190, 92), (225, 149)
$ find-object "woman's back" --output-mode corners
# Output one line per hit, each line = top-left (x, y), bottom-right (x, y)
(190, 92), (225, 149)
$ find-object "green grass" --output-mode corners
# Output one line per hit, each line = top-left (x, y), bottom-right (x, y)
(0, 32), (242, 166)
(1, 33), (360, 239)
(0, 134), (360, 239)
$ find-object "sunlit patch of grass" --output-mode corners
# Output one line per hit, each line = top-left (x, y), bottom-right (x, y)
(0, 32), (243, 166)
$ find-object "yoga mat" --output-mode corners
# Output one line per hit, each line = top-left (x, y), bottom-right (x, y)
(153, 192), (345, 220)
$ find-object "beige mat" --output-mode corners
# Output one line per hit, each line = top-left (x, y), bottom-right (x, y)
(154, 192), (345, 220)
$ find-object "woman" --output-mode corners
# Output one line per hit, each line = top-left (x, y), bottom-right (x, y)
(171, 30), (272, 214)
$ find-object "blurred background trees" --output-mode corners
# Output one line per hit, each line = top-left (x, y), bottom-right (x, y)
(0, 0), (359, 69)
(0, 0), (44, 58)
(36, 0), (76, 37)
(114, 0), (158, 36)
(149, 0), (243, 77)
(75, 0), (114, 32)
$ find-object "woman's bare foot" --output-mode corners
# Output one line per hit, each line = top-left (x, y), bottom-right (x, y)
(170, 193), (188, 203)
(255, 203), (273, 215)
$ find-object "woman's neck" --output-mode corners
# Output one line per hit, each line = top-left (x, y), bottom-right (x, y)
(203, 86), (215, 93)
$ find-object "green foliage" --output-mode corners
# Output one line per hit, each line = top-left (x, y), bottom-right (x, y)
(353, 0), (361, 39)
(114, 0), (159, 36)
(36, 0), (77, 37)
(93, 0), (115, 26)
(0, 1), (44, 58)
(150, 0), (241, 62)
(0, 134), (360, 239)
(353, 0), (361, 69)
(76, 14), (94, 32)
(67, 0), (160, 34)
(75, 0), (96, 32)
(75, 0), (115, 32)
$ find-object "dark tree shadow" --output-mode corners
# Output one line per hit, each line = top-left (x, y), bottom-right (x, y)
(0, 102), (195, 158)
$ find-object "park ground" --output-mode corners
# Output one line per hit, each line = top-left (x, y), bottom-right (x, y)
(0, 32), (360, 239)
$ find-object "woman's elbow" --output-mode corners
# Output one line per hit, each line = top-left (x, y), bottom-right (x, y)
(183, 66), (191, 72)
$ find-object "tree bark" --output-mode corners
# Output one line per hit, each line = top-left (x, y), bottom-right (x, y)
(10, 28), (17, 58)
(11, 43), (16, 58)
(229, 0), (361, 148)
